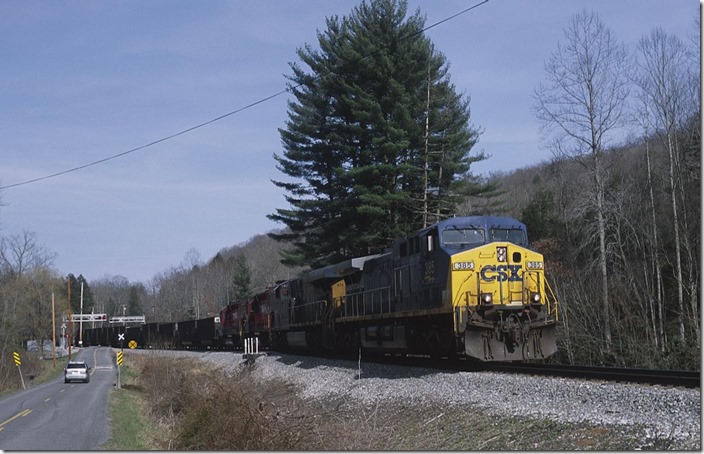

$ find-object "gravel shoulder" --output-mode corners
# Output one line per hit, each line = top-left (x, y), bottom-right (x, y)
(129, 349), (701, 450)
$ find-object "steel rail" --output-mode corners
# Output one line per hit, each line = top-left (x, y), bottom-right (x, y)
(479, 362), (701, 388)
(357, 353), (700, 388)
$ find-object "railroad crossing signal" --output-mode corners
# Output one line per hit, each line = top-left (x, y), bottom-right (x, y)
(110, 315), (146, 324)
(116, 350), (123, 366)
(69, 313), (108, 322)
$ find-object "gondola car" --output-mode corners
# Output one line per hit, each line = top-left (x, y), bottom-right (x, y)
(176, 316), (220, 349)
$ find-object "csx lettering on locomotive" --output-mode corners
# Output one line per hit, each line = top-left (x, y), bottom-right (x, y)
(479, 264), (522, 282)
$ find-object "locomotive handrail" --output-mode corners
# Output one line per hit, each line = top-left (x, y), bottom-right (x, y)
(544, 278), (559, 321)
(521, 268), (531, 305)
(451, 273), (473, 308)
(340, 286), (392, 318)
(289, 298), (326, 324)
(289, 287), (394, 323)
(522, 269), (558, 322)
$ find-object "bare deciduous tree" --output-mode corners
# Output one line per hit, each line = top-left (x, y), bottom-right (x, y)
(534, 10), (630, 354)
(0, 231), (56, 278)
(0, 232), (59, 389)
(633, 27), (699, 344)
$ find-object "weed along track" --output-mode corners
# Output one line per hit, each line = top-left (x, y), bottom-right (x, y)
(118, 349), (700, 451)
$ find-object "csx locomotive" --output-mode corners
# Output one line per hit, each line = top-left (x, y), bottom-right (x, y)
(84, 216), (559, 361)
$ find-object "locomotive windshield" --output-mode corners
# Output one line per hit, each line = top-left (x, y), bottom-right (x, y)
(442, 227), (485, 248)
(442, 226), (527, 248)
(489, 228), (527, 246)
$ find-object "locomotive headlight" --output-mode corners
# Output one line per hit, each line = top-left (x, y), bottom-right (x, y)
(497, 246), (507, 262)
(530, 292), (541, 304)
(480, 293), (493, 305)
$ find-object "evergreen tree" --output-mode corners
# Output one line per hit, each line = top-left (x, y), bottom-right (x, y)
(127, 286), (141, 315)
(66, 274), (94, 315)
(521, 180), (560, 242)
(269, 0), (483, 267)
(230, 253), (252, 301)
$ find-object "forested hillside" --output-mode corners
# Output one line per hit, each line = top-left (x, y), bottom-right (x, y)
(484, 128), (700, 368)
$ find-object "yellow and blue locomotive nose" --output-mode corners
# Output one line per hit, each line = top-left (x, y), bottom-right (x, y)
(449, 242), (558, 361)
(449, 242), (541, 306)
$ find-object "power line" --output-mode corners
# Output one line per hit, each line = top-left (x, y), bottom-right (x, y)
(0, 0), (489, 191)
(0, 90), (287, 190)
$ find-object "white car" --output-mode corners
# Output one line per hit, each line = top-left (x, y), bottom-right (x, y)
(64, 361), (90, 383)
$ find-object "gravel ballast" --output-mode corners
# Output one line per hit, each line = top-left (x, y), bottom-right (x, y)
(129, 349), (701, 449)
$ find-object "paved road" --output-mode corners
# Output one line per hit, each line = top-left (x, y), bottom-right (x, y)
(0, 346), (115, 450)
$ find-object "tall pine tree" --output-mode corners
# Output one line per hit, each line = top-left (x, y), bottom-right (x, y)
(269, 0), (483, 268)
(230, 253), (252, 301)
(66, 273), (94, 314)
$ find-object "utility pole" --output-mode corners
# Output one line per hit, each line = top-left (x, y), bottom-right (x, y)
(67, 277), (72, 360)
(79, 282), (84, 347)
(422, 62), (431, 228)
(51, 293), (56, 368)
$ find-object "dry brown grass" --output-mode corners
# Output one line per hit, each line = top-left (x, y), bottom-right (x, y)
(128, 354), (698, 451)
(0, 351), (66, 395)
(134, 355), (394, 450)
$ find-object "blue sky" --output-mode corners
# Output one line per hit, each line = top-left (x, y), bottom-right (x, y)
(0, 0), (697, 283)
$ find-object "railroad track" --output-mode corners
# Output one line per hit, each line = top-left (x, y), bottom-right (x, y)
(479, 362), (701, 388)
(128, 345), (701, 389)
(355, 353), (700, 388)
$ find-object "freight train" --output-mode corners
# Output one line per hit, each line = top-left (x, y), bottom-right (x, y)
(83, 216), (559, 361)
